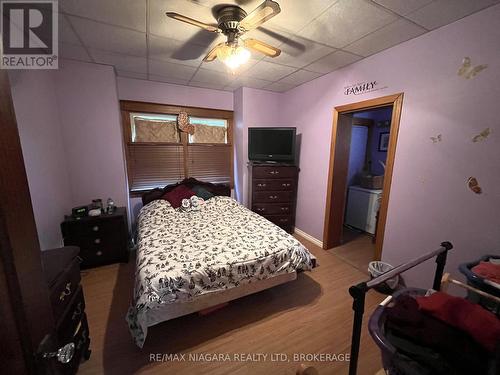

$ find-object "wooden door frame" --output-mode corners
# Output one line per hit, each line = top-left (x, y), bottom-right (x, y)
(322, 93), (404, 260)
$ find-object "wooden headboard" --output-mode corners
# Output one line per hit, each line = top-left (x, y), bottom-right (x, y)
(141, 178), (231, 206)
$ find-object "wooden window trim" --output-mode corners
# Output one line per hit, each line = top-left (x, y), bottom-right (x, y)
(120, 100), (234, 196)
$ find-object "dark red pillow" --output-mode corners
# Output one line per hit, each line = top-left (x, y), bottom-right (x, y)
(162, 185), (195, 208)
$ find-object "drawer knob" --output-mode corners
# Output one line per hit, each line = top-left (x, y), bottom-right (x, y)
(257, 183), (267, 187)
(269, 195), (278, 199)
(269, 170), (279, 175)
(72, 302), (83, 321)
(282, 183), (290, 187)
(280, 218), (288, 222)
(92, 225), (99, 231)
(96, 250), (103, 256)
(59, 282), (72, 301)
(94, 238), (101, 244)
(281, 207), (288, 211)
(256, 208), (265, 212)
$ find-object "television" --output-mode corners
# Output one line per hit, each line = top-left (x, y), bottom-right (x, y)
(248, 127), (296, 163)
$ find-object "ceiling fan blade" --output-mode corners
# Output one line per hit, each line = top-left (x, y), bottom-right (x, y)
(239, 0), (281, 32)
(244, 38), (281, 58)
(203, 43), (224, 62)
(166, 12), (220, 33)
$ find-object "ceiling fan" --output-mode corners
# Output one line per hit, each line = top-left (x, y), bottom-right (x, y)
(166, 0), (282, 70)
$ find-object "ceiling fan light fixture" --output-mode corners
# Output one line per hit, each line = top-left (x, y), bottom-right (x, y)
(217, 43), (251, 70)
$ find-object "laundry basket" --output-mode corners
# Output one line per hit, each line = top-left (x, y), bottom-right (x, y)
(459, 254), (500, 314)
(368, 261), (399, 294)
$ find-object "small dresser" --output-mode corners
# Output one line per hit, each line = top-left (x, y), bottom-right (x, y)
(41, 246), (90, 374)
(250, 163), (299, 233)
(61, 207), (129, 269)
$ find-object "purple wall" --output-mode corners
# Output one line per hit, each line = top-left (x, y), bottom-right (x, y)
(9, 70), (72, 250)
(54, 60), (128, 211)
(117, 77), (233, 111)
(354, 107), (393, 176)
(281, 5), (500, 287)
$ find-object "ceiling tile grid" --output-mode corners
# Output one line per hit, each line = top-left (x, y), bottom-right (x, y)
(58, 0), (499, 92)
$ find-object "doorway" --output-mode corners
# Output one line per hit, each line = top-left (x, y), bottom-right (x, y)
(322, 93), (404, 262)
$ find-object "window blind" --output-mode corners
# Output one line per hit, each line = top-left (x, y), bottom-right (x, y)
(128, 143), (184, 191)
(187, 144), (232, 184)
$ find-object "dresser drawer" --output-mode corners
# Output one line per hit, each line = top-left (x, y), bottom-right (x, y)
(253, 166), (297, 179)
(253, 203), (292, 215)
(253, 179), (294, 191)
(263, 214), (293, 227)
(57, 286), (85, 343)
(80, 245), (127, 269)
(54, 314), (90, 374)
(49, 258), (81, 323)
(253, 190), (293, 203)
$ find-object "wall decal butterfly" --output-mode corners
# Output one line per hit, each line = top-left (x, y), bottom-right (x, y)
(467, 177), (482, 194)
(472, 127), (490, 142)
(430, 134), (442, 143)
(457, 57), (487, 79)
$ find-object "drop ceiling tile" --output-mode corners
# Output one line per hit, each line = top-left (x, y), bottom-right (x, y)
(69, 16), (146, 57)
(149, 34), (211, 67)
(279, 69), (322, 85)
(59, 43), (92, 62)
(344, 19), (426, 57)
(301, 0), (398, 48)
(225, 77), (273, 90)
(60, 0), (146, 32)
(243, 60), (297, 81)
(264, 81), (297, 93)
(372, 0), (434, 16)
(189, 81), (227, 91)
(190, 68), (234, 86)
(305, 50), (361, 74)
(60, 15), (80, 45)
(149, 0), (218, 45)
(116, 70), (148, 80)
(148, 59), (198, 81)
(264, 37), (335, 68)
(406, 0), (499, 30)
(266, 0), (337, 32)
(89, 49), (147, 74)
(148, 74), (190, 86)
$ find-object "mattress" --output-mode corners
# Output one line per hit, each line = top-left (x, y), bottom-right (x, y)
(126, 196), (314, 347)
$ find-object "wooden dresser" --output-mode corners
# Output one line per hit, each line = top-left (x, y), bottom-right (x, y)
(250, 163), (299, 233)
(61, 207), (129, 269)
(41, 246), (90, 373)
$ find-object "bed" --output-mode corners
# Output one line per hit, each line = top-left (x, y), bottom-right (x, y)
(126, 178), (316, 347)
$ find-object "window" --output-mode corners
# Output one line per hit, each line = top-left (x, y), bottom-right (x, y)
(120, 101), (233, 193)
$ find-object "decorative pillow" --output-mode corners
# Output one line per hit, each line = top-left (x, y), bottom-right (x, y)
(192, 185), (215, 200)
(162, 185), (195, 208)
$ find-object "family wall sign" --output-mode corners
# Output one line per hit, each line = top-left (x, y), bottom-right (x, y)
(344, 80), (387, 96)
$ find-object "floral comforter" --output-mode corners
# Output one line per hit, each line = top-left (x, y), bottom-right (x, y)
(126, 196), (314, 347)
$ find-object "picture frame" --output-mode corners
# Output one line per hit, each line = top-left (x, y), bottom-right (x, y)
(378, 132), (390, 152)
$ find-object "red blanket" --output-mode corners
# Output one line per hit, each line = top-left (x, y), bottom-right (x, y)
(472, 261), (500, 284)
(416, 292), (500, 352)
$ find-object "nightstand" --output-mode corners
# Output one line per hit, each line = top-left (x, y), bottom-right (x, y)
(61, 207), (129, 269)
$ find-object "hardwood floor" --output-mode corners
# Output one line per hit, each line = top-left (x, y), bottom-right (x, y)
(327, 228), (375, 274)
(79, 235), (384, 375)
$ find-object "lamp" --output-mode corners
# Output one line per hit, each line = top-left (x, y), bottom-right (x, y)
(217, 42), (251, 71)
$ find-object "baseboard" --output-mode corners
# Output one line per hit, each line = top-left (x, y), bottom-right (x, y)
(293, 228), (323, 248)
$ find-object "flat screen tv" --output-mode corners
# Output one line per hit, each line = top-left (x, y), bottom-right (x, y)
(248, 127), (296, 162)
